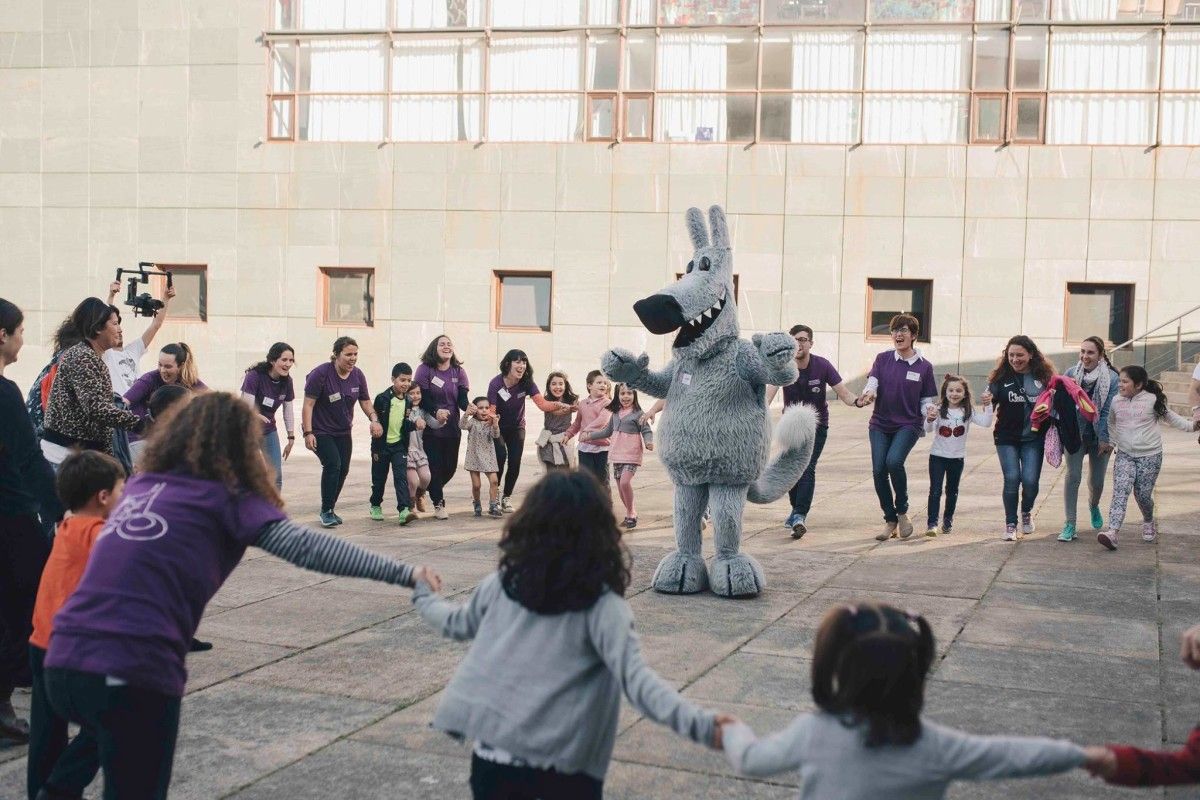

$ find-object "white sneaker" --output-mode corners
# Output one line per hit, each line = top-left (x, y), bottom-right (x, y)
(1021, 513), (1035, 535)
(1098, 529), (1118, 550)
(501, 496), (515, 513)
(1142, 521), (1157, 542)
(1003, 523), (1017, 542)
(434, 503), (449, 521)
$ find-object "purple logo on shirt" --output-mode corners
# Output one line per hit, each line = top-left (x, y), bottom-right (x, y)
(110, 482), (169, 541)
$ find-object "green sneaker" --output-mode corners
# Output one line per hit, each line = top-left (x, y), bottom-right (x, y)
(1057, 522), (1076, 542)
(369, 505), (384, 521)
(1089, 506), (1104, 530)
(397, 508), (414, 526)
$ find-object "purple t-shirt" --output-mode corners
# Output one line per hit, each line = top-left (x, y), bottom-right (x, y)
(303, 362), (369, 436)
(45, 472), (286, 697)
(414, 363), (469, 439)
(487, 375), (541, 431)
(123, 370), (209, 442)
(867, 350), (937, 434)
(241, 370), (295, 433)
(781, 354), (843, 428)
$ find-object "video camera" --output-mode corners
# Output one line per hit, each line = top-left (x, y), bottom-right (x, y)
(115, 263), (173, 318)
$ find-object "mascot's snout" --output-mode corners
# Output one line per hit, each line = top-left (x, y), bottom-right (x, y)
(633, 294), (685, 335)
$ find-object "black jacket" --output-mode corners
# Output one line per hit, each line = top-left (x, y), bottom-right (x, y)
(0, 376), (60, 521)
(372, 388), (414, 454)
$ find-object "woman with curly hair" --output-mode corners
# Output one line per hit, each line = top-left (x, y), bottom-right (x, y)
(982, 335), (1055, 541)
(413, 470), (727, 799)
(42, 392), (440, 800)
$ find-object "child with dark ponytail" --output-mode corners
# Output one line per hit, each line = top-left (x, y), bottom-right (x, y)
(721, 602), (1101, 797)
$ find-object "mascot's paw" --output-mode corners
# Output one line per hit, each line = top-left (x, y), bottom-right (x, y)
(752, 331), (797, 371)
(601, 348), (649, 385)
(708, 553), (765, 599)
(652, 551), (710, 595)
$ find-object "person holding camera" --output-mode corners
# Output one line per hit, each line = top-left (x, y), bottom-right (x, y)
(41, 299), (143, 468)
(104, 280), (175, 397)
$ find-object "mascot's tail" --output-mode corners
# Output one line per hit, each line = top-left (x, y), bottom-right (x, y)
(747, 404), (817, 505)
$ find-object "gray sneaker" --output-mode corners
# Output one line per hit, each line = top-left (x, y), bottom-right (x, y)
(875, 521), (899, 541)
(488, 501), (503, 518)
(1021, 513), (1035, 535)
(319, 510), (338, 528)
(897, 513), (914, 539)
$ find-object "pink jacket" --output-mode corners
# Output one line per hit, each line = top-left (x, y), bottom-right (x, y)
(565, 395), (612, 452)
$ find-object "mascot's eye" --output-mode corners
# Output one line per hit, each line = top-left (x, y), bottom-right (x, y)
(685, 260), (694, 274)
(699, 256), (711, 271)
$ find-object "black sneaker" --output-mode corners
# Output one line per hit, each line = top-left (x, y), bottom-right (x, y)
(189, 638), (214, 652)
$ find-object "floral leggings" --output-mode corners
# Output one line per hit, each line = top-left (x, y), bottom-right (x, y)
(1108, 451), (1163, 531)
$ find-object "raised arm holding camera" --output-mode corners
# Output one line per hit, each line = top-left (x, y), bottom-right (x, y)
(104, 275), (175, 397)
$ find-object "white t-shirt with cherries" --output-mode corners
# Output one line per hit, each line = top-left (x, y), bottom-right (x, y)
(103, 338), (148, 396)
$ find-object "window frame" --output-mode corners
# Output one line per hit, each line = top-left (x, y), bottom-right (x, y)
(865, 278), (933, 344)
(493, 270), (554, 333)
(970, 92), (1008, 144)
(622, 92), (654, 141)
(586, 91), (619, 142)
(319, 266), (376, 328)
(1009, 91), (1046, 143)
(153, 264), (208, 323)
(1063, 281), (1136, 347)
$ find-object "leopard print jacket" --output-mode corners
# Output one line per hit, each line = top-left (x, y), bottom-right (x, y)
(44, 341), (139, 455)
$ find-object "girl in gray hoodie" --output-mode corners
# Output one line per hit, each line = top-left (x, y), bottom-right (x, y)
(412, 470), (723, 798)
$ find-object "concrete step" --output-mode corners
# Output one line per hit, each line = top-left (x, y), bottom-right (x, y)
(1162, 380), (1192, 394)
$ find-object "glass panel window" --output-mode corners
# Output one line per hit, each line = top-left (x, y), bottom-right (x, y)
(1049, 29), (1159, 91)
(391, 95), (481, 140)
(790, 30), (863, 90)
(298, 96), (386, 141)
(492, 0), (584, 26)
(658, 0), (759, 25)
(658, 32), (758, 91)
(322, 268), (374, 326)
(865, 31), (970, 91)
(489, 34), (583, 141)
(489, 96), (582, 140)
(972, 95), (1005, 141)
(393, 0), (485, 27)
(870, 0), (973, 21)
(587, 0), (621, 24)
(761, 34), (795, 90)
(864, 94), (969, 143)
(975, 0), (1011, 20)
(974, 30), (1009, 90)
(625, 33), (655, 90)
(1013, 28), (1047, 89)
(271, 42), (297, 92)
(299, 40), (387, 93)
(271, 0), (296, 27)
(867, 279), (932, 342)
(1012, 94), (1044, 141)
(1051, 0), (1154, 21)
(624, 94), (653, 139)
(1066, 283), (1133, 344)
(1166, 0), (1200, 19)
(657, 93), (754, 141)
(1161, 94), (1200, 145)
(1014, 0), (1049, 18)
(1046, 94), (1156, 144)
(496, 272), (553, 331)
(628, 0), (656, 24)
(296, 0), (386, 28)
(391, 37), (483, 92)
(170, 268), (207, 323)
(588, 94), (616, 140)
(270, 96), (295, 139)
(588, 35), (621, 90)
(766, 0), (867, 22)
(1162, 30), (1200, 91)
(761, 94), (860, 142)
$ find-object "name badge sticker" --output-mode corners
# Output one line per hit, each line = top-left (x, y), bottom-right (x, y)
(808, 379), (821, 385)
(906, 371), (921, 382)
(328, 392), (342, 403)
(262, 397), (276, 408)
(680, 373), (692, 386)
(497, 388), (512, 401)
(430, 376), (445, 388)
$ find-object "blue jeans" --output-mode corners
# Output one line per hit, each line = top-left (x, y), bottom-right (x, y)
(996, 440), (1045, 525)
(868, 427), (921, 523)
(927, 455), (965, 528)
(787, 424), (828, 517)
(261, 429), (283, 490)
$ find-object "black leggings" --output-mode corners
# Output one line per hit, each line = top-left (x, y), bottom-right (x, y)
(0, 513), (49, 697)
(425, 432), (462, 507)
(28, 646), (99, 800)
(493, 427), (526, 499)
(470, 754), (602, 800)
(314, 434), (352, 513)
(44, 667), (181, 800)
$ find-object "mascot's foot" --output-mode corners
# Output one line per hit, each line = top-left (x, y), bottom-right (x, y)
(652, 551), (709, 595)
(708, 553), (765, 599)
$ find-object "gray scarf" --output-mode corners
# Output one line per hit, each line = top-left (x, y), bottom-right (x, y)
(1074, 358), (1113, 415)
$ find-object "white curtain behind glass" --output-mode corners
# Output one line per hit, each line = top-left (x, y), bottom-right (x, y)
(791, 31), (859, 143)
(491, 0), (583, 26)
(393, 0), (484, 26)
(974, 0), (1010, 21)
(299, 0), (386, 27)
(657, 33), (728, 141)
(392, 39), (482, 140)
(1162, 31), (1200, 145)
(488, 35), (582, 141)
(1047, 30), (1157, 144)
(864, 31), (969, 143)
(1053, 0), (1119, 20)
(306, 40), (385, 141)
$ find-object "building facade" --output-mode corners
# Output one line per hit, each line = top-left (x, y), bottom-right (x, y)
(2, 0), (1200, 392)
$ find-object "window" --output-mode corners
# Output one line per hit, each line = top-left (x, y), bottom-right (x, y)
(495, 272), (553, 332)
(656, 32), (758, 142)
(391, 36), (484, 142)
(864, 31), (971, 144)
(488, 34), (583, 141)
(155, 265), (208, 323)
(1047, 29), (1159, 145)
(658, 0), (759, 25)
(624, 93), (653, 140)
(870, 0), (973, 21)
(675, 272), (740, 301)
(1066, 283), (1134, 345)
(866, 279), (932, 343)
(972, 93), (1007, 142)
(394, 0), (485, 27)
(320, 268), (374, 327)
(766, 0), (866, 22)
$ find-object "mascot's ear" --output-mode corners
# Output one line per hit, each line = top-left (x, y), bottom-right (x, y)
(686, 207), (709, 250)
(708, 205), (730, 249)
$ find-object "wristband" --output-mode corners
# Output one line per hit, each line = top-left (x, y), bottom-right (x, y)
(302, 430), (313, 437)
(287, 434), (295, 440)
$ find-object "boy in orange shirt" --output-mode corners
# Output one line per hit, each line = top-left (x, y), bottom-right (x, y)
(27, 450), (124, 800)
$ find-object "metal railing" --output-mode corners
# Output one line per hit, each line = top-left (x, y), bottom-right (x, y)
(1113, 303), (1200, 377)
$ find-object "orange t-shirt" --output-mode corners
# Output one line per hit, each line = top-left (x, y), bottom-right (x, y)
(30, 515), (105, 650)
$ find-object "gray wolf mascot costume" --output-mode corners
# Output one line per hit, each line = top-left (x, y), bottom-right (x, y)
(603, 205), (817, 598)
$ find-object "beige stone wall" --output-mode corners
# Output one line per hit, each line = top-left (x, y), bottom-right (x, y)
(4, 2), (1200, 393)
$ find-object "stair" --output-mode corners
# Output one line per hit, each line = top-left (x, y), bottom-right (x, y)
(1162, 353), (1199, 417)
